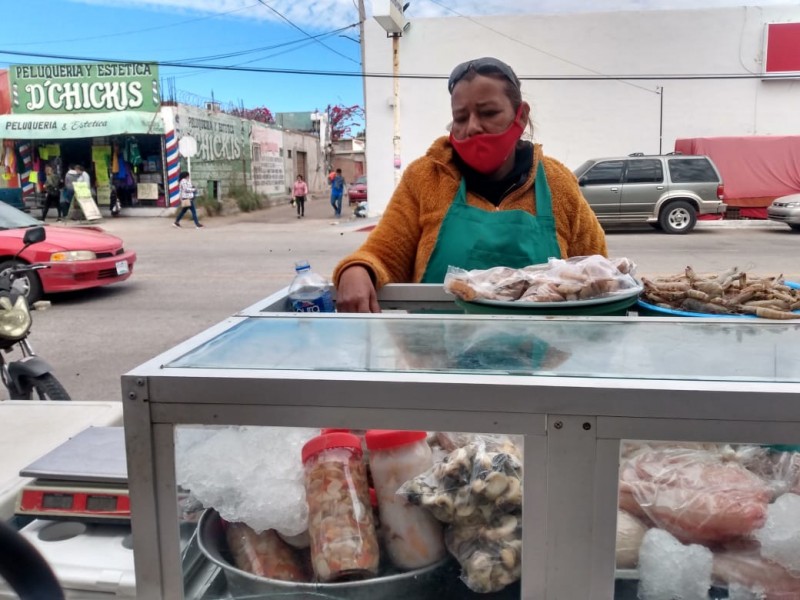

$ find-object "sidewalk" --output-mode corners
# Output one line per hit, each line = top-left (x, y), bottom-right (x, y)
(39, 194), (377, 232)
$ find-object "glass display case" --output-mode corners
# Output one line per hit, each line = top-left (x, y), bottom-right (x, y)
(122, 284), (800, 600)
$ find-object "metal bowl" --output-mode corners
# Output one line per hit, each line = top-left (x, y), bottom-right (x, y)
(196, 509), (455, 600)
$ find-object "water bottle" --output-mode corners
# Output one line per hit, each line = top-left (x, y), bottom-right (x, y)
(288, 260), (335, 313)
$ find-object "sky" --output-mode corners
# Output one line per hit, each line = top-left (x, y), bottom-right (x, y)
(0, 0), (795, 116)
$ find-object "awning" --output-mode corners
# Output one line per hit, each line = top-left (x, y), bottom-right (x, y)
(0, 111), (164, 140)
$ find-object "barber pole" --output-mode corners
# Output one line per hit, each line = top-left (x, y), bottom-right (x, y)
(165, 130), (180, 206)
(18, 142), (34, 198)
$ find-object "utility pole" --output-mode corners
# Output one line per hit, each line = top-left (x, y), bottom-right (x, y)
(357, 0), (368, 116)
(392, 32), (401, 187)
(658, 86), (664, 155)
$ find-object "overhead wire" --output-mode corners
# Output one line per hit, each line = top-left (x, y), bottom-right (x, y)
(253, 0), (360, 64)
(168, 23), (359, 64)
(422, 0), (658, 95)
(168, 27), (353, 81)
(0, 48), (797, 81)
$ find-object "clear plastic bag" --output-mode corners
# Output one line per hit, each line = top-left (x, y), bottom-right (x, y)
(619, 447), (772, 544)
(443, 255), (638, 303)
(225, 522), (310, 582)
(713, 546), (800, 599)
(445, 514), (522, 593)
(397, 436), (523, 592)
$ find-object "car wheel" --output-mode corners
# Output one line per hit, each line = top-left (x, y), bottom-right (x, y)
(0, 260), (43, 304)
(789, 224), (800, 232)
(659, 200), (697, 234)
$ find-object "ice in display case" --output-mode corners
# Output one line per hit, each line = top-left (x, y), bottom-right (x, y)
(121, 284), (800, 600)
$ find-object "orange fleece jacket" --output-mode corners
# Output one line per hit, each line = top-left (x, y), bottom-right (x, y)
(333, 137), (608, 287)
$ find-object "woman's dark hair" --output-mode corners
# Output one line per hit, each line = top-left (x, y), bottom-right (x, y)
(448, 57), (522, 110)
(179, 171), (190, 180)
(297, 174), (304, 180)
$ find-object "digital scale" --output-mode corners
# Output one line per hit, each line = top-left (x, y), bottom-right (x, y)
(0, 426), (139, 599)
(14, 426), (129, 523)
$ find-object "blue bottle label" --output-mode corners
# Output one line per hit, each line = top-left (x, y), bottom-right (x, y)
(290, 291), (334, 313)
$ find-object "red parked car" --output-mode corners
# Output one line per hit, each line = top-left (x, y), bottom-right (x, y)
(0, 202), (136, 302)
(347, 176), (367, 204)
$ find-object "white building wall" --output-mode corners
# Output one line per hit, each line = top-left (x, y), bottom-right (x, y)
(364, 6), (800, 216)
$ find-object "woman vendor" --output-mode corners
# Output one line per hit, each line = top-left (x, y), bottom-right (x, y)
(334, 56), (607, 313)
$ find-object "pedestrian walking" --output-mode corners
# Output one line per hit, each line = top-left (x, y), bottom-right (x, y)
(61, 164), (79, 219)
(293, 174), (308, 218)
(173, 171), (203, 229)
(42, 164), (63, 221)
(330, 168), (344, 218)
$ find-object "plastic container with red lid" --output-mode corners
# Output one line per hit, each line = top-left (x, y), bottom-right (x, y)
(320, 428), (351, 436)
(365, 430), (445, 570)
(302, 432), (378, 582)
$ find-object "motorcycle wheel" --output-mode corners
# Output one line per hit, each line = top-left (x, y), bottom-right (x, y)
(0, 260), (43, 304)
(12, 373), (71, 401)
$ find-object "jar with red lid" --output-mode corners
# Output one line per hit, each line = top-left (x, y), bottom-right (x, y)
(302, 432), (379, 582)
(365, 430), (446, 570)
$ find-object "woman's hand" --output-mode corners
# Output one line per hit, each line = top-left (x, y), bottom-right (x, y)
(336, 265), (381, 313)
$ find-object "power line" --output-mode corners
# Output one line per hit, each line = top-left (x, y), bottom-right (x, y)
(0, 48), (797, 81)
(422, 0), (657, 95)
(0, 3), (261, 48)
(168, 28), (352, 81)
(168, 23), (358, 64)
(253, 0), (360, 65)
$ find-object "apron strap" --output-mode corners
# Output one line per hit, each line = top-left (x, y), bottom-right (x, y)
(533, 160), (553, 218)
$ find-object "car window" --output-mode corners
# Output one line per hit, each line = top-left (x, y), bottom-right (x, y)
(355, 176), (366, 185)
(582, 161), (624, 185)
(625, 159), (663, 184)
(668, 158), (718, 183)
(0, 201), (41, 229)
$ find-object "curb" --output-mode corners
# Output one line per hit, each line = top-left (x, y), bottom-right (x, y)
(695, 220), (786, 229)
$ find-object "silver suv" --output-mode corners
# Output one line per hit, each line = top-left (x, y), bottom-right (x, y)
(573, 154), (727, 234)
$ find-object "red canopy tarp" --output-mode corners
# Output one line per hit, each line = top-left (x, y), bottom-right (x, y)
(675, 136), (800, 209)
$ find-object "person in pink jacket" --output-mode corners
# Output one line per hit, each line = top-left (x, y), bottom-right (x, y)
(292, 174), (309, 219)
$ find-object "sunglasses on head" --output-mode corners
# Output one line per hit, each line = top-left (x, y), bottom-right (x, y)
(447, 57), (521, 94)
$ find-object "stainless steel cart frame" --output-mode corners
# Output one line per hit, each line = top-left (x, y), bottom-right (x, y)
(122, 284), (800, 600)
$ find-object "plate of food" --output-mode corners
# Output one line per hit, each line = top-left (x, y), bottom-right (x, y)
(637, 268), (800, 320)
(445, 256), (643, 316)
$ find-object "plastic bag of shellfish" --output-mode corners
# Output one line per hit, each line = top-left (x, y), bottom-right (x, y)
(397, 437), (523, 525)
(445, 513), (522, 593)
(435, 432), (523, 456)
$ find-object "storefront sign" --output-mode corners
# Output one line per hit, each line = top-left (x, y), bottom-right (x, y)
(0, 111), (165, 140)
(9, 62), (160, 115)
(176, 105), (248, 162)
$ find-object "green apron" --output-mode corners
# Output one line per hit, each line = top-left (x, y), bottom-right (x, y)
(422, 160), (562, 283)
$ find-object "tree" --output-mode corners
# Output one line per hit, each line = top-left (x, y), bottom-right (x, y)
(226, 106), (275, 124)
(327, 104), (364, 141)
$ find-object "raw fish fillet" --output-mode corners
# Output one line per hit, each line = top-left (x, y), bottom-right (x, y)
(713, 548), (800, 599)
(619, 448), (770, 543)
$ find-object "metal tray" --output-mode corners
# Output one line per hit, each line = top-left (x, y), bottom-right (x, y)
(197, 509), (466, 600)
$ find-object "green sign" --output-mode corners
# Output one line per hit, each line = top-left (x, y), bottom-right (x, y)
(0, 111), (165, 140)
(9, 62), (160, 115)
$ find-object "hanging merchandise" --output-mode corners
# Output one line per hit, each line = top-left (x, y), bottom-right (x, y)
(125, 137), (142, 168)
(2, 140), (18, 179)
(111, 142), (120, 175)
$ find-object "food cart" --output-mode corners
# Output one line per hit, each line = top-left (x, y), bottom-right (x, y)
(121, 283), (800, 599)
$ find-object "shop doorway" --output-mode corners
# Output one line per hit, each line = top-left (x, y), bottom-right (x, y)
(296, 151), (308, 180)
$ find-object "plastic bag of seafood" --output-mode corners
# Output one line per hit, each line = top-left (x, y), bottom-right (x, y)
(398, 436), (523, 592)
(443, 255), (638, 303)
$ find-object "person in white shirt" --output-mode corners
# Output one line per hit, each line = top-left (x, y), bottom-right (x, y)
(173, 171), (203, 228)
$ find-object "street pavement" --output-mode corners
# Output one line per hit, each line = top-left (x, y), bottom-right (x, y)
(13, 201), (800, 402)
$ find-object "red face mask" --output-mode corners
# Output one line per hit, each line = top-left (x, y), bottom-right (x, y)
(449, 105), (525, 175)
